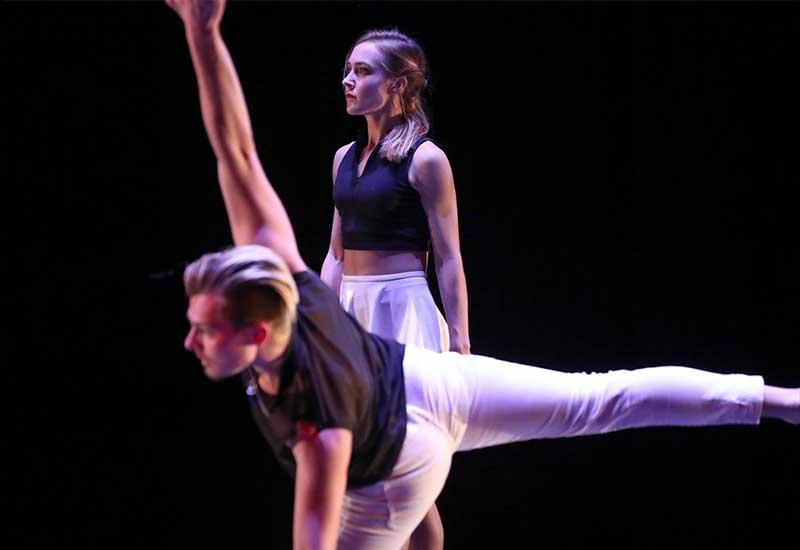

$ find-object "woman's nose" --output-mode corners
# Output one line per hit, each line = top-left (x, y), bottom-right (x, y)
(342, 72), (354, 90)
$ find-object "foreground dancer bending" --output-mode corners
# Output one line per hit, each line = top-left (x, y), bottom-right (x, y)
(167, 1), (800, 549)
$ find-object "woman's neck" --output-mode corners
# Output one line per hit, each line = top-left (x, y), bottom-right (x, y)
(364, 111), (404, 149)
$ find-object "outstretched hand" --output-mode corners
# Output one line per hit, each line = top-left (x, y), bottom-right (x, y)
(165, 0), (225, 31)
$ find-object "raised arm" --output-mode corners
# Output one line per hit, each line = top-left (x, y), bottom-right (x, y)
(410, 142), (471, 354)
(167, 0), (307, 273)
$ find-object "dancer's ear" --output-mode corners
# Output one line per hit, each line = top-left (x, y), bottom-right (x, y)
(389, 76), (408, 94)
(242, 321), (269, 345)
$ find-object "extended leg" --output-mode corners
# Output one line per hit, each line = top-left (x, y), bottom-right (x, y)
(455, 356), (765, 450)
(401, 346), (767, 452)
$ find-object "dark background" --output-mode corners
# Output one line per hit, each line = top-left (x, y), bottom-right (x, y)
(8, 1), (799, 547)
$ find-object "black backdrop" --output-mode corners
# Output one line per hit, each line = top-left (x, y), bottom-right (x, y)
(8, 1), (799, 547)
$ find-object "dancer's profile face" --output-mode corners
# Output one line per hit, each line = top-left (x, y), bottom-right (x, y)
(342, 42), (394, 116)
(184, 292), (257, 380)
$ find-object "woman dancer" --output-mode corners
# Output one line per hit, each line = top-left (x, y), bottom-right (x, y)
(320, 27), (469, 550)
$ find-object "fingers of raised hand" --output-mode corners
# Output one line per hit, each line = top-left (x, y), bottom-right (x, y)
(165, 0), (225, 28)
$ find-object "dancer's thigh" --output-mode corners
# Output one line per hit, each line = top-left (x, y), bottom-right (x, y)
(337, 406), (454, 550)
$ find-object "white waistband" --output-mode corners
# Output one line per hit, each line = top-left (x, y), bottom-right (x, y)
(341, 271), (427, 283)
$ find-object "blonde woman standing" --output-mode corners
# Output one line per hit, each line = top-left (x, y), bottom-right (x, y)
(321, 29), (471, 550)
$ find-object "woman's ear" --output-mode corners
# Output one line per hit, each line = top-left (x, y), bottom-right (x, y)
(390, 76), (408, 94)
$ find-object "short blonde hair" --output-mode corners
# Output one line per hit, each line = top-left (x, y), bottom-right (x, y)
(183, 245), (299, 340)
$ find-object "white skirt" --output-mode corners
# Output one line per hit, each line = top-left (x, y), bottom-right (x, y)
(339, 271), (449, 352)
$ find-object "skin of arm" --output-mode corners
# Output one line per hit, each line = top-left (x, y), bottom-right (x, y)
(411, 141), (471, 354)
(291, 427), (353, 550)
(168, 0), (307, 273)
(763, 386), (800, 424)
(320, 144), (352, 294)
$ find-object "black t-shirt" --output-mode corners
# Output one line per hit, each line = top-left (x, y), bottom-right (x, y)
(242, 270), (408, 488)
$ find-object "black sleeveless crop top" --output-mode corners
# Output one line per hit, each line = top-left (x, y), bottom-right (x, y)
(332, 135), (431, 251)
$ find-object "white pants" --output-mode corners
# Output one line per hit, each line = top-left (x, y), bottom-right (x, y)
(339, 271), (449, 352)
(338, 271), (449, 548)
(337, 346), (765, 549)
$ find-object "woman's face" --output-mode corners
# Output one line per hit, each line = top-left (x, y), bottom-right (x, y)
(342, 42), (394, 116)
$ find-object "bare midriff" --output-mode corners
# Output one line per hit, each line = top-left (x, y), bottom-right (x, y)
(343, 249), (428, 276)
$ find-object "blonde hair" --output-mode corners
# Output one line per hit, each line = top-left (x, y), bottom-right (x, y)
(347, 29), (430, 162)
(183, 245), (299, 341)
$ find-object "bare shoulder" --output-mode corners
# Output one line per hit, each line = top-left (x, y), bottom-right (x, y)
(410, 140), (453, 190)
(412, 140), (450, 167)
(331, 141), (356, 183)
(334, 141), (355, 161)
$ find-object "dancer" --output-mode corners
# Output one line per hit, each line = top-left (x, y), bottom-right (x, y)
(320, 26), (469, 550)
(322, 27), (468, 356)
(168, 1), (799, 549)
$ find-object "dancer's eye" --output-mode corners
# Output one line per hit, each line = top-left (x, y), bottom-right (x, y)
(192, 323), (214, 336)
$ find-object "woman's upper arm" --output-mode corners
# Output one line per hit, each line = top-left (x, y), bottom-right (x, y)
(328, 143), (353, 255)
(332, 142), (354, 184)
(410, 142), (462, 260)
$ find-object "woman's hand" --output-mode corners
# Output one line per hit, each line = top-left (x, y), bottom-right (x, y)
(450, 331), (471, 355)
(165, 0), (225, 32)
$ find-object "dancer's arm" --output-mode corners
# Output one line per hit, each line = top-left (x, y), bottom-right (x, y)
(168, 0), (307, 273)
(411, 142), (471, 353)
(320, 208), (344, 294)
(320, 144), (351, 293)
(292, 428), (353, 550)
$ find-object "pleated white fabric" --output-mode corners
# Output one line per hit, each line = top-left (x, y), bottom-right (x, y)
(339, 271), (449, 352)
